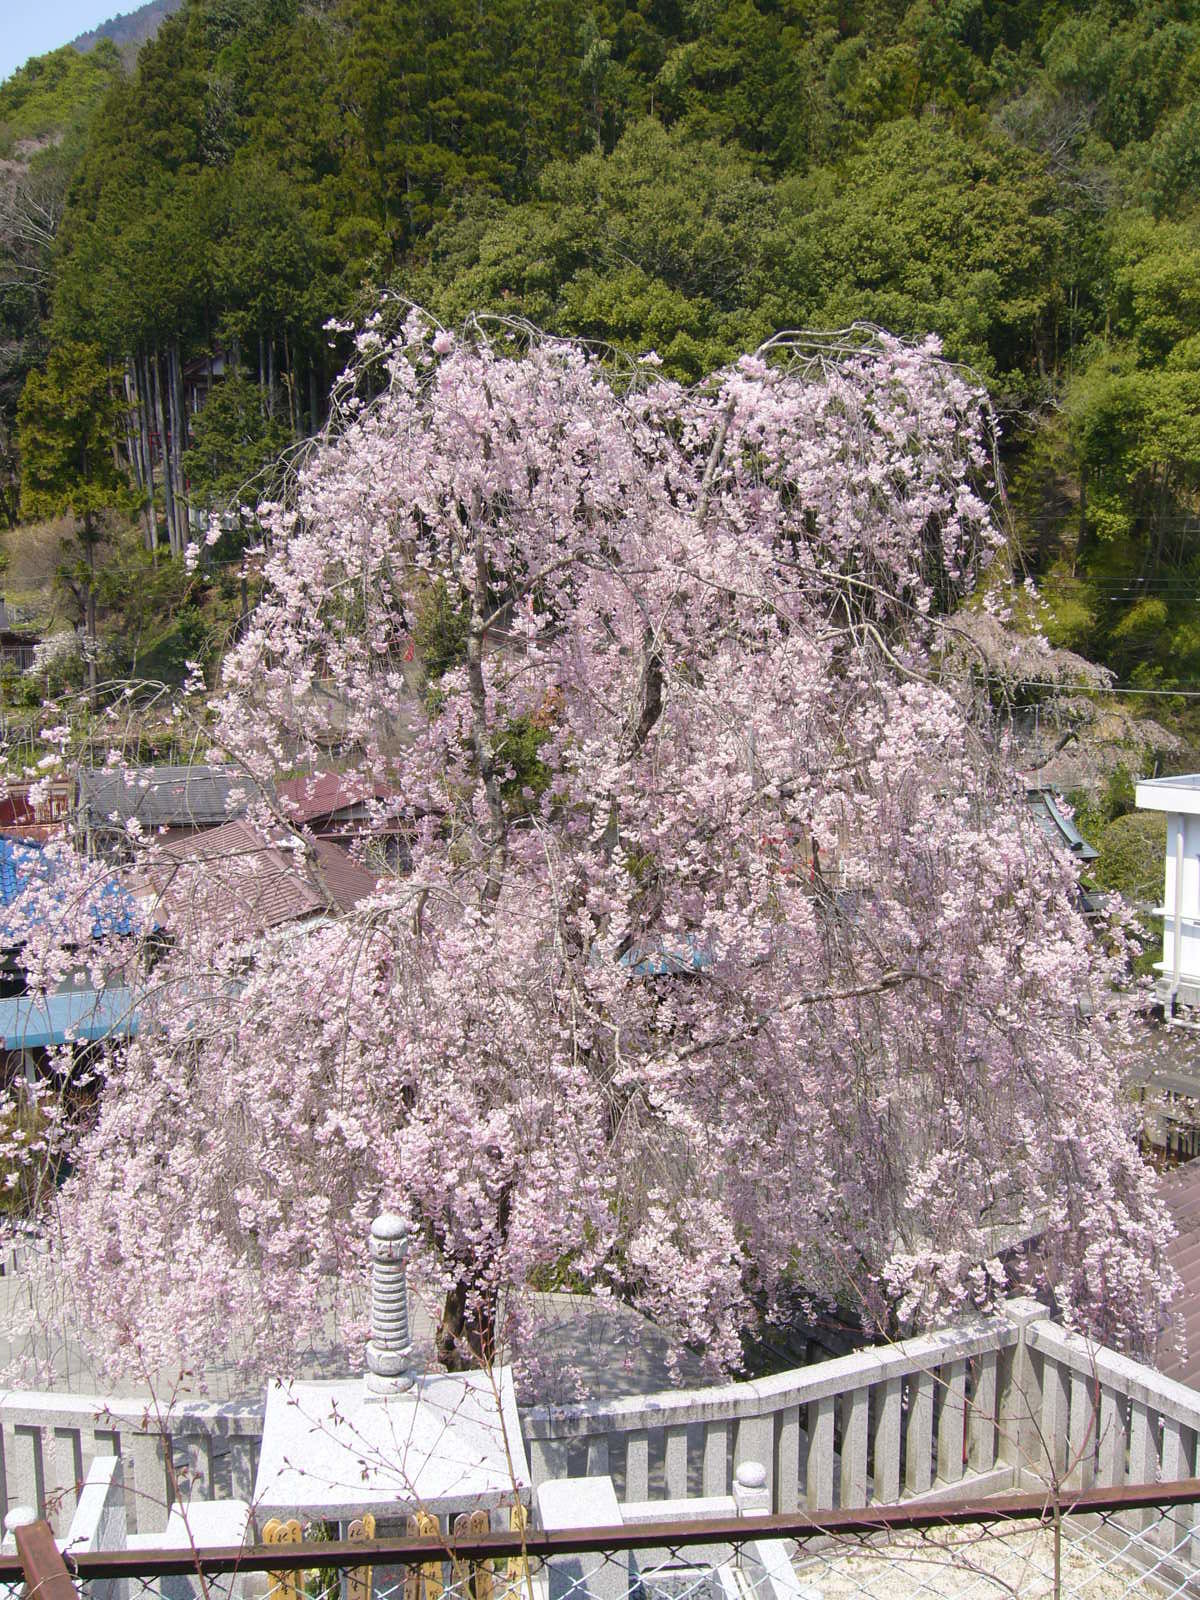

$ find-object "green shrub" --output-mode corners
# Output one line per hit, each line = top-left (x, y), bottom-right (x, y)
(1094, 810), (1165, 904)
(1040, 586), (1098, 652)
(1111, 597), (1169, 652)
(158, 606), (211, 673)
(1067, 763), (1137, 844)
(496, 712), (552, 815)
(1103, 763), (1136, 821)
(413, 578), (470, 684)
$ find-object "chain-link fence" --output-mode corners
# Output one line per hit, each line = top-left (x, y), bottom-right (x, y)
(8, 1482), (1200, 1600)
(788, 1503), (1199, 1599)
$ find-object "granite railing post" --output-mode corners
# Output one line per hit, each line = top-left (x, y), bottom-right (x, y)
(537, 1477), (627, 1600)
(0, 1508), (35, 1600)
(997, 1297), (1049, 1485)
(733, 1461), (769, 1573)
(732, 1461), (769, 1517)
(734, 1461), (820, 1600)
(1, 1507), (36, 1553)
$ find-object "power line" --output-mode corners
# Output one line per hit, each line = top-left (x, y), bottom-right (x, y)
(1008, 678), (1200, 699)
(1036, 579), (1200, 591)
(1049, 585), (1200, 592)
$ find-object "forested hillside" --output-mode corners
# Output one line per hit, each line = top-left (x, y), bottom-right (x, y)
(3, 0), (1200, 735)
(72, 2), (185, 66)
(0, 42), (124, 527)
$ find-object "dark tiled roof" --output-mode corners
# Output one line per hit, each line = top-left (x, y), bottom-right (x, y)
(147, 819), (378, 940)
(77, 766), (264, 830)
(1025, 788), (1099, 862)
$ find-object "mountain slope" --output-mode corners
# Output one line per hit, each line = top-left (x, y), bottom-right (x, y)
(72, 0), (183, 65)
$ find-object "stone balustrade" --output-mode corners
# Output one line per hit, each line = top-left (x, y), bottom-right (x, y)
(1020, 1318), (1200, 1563)
(0, 1391), (264, 1535)
(4, 1298), (1200, 1544)
(521, 1298), (1200, 1520)
(522, 1303), (1029, 1509)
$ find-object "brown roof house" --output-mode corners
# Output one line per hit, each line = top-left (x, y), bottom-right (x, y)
(142, 818), (379, 945)
(275, 773), (396, 838)
(276, 771), (418, 873)
(0, 780), (71, 843)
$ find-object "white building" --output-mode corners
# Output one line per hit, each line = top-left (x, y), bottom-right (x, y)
(1136, 773), (1200, 1007)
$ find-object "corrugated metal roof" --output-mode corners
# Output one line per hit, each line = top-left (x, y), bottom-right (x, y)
(275, 773), (392, 824)
(0, 986), (138, 1049)
(147, 820), (379, 940)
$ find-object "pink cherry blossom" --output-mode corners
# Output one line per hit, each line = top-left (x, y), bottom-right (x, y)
(6, 318), (1172, 1390)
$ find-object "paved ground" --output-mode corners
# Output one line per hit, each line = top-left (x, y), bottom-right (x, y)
(0, 1249), (708, 1403)
(793, 1522), (1166, 1600)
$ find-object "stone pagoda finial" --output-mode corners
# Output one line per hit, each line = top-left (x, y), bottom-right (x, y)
(366, 1212), (416, 1395)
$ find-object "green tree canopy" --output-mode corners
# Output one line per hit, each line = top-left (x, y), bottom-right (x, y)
(17, 340), (136, 698)
(17, 342), (132, 528)
(181, 371), (291, 509)
(0, 41), (123, 152)
(412, 120), (775, 378)
(765, 116), (1062, 393)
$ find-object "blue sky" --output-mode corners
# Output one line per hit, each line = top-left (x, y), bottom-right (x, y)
(0, 1), (113, 85)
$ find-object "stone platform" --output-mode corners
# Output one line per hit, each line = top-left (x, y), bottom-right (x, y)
(253, 1367), (528, 1522)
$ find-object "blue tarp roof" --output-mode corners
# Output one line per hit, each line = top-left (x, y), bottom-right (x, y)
(0, 986), (139, 1050)
(0, 837), (137, 942)
(618, 936), (714, 977)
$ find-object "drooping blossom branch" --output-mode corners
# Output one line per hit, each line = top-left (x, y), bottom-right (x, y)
(6, 314), (1171, 1390)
